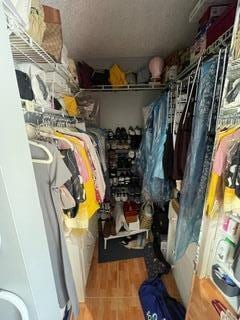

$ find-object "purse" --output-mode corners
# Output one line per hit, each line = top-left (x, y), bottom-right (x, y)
(140, 201), (154, 230)
(27, 0), (46, 45)
(41, 5), (63, 62)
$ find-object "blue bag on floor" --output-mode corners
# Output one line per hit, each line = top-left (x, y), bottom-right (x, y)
(139, 277), (185, 320)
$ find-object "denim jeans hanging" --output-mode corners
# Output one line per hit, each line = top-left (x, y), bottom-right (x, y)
(175, 57), (218, 261)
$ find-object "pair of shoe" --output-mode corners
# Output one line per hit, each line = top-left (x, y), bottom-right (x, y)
(115, 193), (128, 202)
(115, 140), (129, 150)
(117, 158), (131, 169)
(128, 149), (135, 159)
(128, 184), (142, 196)
(110, 169), (117, 178)
(118, 172), (131, 185)
(115, 127), (128, 140)
(110, 176), (122, 187)
(107, 129), (114, 140)
(128, 126), (142, 136)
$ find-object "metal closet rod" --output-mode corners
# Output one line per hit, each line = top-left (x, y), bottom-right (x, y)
(24, 110), (77, 126)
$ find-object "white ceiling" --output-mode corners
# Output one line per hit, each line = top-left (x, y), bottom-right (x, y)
(42, 0), (198, 61)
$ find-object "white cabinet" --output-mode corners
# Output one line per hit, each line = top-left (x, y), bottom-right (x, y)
(167, 199), (197, 307)
(66, 214), (98, 303)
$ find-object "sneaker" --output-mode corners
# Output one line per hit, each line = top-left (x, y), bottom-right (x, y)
(113, 177), (118, 186)
(121, 193), (128, 202)
(120, 127), (128, 140)
(115, 127), (121, 139)
(135, 126), (142, 135)
(128, 126), (135, 136)
(115, 193), (121, 202)
(128, 150), (135, 159)
(107, 130), (114, 140)
(118, 173), (125, 185)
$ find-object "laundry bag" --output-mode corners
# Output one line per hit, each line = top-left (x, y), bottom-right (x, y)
(27, 0), (46, 45)
(42, 5), (63, 62)
(139, 277), (185, 320)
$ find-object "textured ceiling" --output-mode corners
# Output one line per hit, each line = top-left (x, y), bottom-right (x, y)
(42, 0), (198, 61)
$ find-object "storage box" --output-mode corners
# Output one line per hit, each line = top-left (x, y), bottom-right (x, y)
(128, 219), (140, 231)
(199, 5), (229, 27)
(206, 2), (237, 47)
(125, 215), (138, 223)
(212, 264), (240, 297)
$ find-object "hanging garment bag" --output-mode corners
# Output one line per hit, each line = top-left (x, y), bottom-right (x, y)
(139, 277), (185, 320)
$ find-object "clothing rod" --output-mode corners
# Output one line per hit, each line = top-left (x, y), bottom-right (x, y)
(24, 110), (77, 125)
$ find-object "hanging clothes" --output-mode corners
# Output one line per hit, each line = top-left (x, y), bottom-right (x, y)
(137, 92), (172, 203)
(172, 90), (195, 180)
(68, 131), (106, 202)
(30, 141), (79, 317)
(162, 124), (174, 180)
(55, 132), (100, 229)
(206, 128), (240, 217)
(61, 148), (86, 218)
(175, 57), (219, 261)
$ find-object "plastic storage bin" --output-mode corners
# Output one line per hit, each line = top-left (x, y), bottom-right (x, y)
(212, 264), (240, 297)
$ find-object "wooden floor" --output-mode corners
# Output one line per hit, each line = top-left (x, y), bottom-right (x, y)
(78, 246), (181, 320)
(186, 276), (237, 320)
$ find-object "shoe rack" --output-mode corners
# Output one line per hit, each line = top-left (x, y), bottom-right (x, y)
(107, 126), (142, 204)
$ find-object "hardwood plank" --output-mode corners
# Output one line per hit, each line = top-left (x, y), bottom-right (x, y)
(78, 245), (181, 320)
(186, 275), (237, 320)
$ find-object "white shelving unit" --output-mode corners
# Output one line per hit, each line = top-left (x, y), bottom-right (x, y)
(81, 27), (233, 93)
(104, 229), (149, 250)
(3, 2), (79, 93)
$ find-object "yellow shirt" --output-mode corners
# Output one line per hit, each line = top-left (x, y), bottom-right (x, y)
(224, 187), (240, 213)
(206, 127), (238, 217)
(55, 132), (99, 229)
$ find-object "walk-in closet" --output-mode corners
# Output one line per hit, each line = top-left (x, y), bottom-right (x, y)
(2, 1), (240, 320)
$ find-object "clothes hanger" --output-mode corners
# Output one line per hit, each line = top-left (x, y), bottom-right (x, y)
(36, 116), (75, 151)
(29, 140), (53, 164)
(39, 131), (74, 151)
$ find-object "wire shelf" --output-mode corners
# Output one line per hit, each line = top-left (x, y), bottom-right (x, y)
(80, 83), (166, 92)
(4, 3), (79, 93)
(81, 28), (233, 93)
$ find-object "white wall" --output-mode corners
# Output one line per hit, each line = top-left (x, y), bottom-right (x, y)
(92, 91), (160, 129)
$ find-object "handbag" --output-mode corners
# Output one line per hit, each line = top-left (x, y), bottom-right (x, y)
(41, 5), (63, 62)
(27, 0), (46, 45)
(140, 201), (154, 230)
